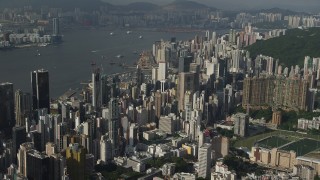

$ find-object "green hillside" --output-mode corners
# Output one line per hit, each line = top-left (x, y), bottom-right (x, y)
(245, 28), (320, 66)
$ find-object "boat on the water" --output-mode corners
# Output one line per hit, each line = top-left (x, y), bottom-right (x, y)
(127, 31), (132, 34)
(115, 54), (124, 58)
(139, 35), (143, 39)
(110, 32), (114, 36)
(35, 49), (41, 56)
(38, 43), (48, 47)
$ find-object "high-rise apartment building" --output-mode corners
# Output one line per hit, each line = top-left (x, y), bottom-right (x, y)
(159, 114), (177, 135)
(158, 61), (167, 81)
(212, 136), (229, 159)
(243, 75), (309, 111)
(100, 135), (112, 164)
(230, 49), (241, 73)
(198, 143), (212, 179)
(232, 113), (249, 137)
(229, 29), (237, 45)
(129, 123), (138, 146)
(272, 111), (282, 125)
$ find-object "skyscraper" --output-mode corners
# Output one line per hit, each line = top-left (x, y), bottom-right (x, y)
(92, 68), (101, 109)
(66, 143), (86, 180)
(230, 49), (241, 73)
(212, 31), (217, 45)
(53, 18), (60, 36)
(15, 90), (31, 127)
(178, 56), (193, 73)
(100, 135), (112, 164)
(177, 72), (199, 111)
(158, 61), (167, 81)
(12, 126), (26, 164)
(49, 153), (66, 180)
(129, 123), (138, 147)
(159, 114), (177, 135)
(108, 98), (120, 156)
(212, 136), (229, 159)
(26, 150), (50, 180)
(31, 69), (50, 113)
(232, 113), (249, 137)
(154, 90), (162, 123)
(0, 82), (15, 131)
(229, 29), (237, 45)
(198, 143), (212, 179)
(17, 142), (34, 177)
(205, 30), (210, 40)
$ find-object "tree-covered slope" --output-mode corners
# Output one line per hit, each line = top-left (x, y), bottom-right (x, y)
(245, 28), (320, 66)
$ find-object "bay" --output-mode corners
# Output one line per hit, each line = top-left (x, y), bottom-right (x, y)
(0, 28), (219, 97)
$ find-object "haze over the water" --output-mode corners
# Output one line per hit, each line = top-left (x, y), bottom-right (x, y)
(102, 0), (320, 12)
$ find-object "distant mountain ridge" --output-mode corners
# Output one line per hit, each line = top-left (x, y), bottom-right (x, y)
(0, 0), (111, 10)
(163, 0), (214, 11)
(0, 0), (216, 12)
(121, 2), (160, 12)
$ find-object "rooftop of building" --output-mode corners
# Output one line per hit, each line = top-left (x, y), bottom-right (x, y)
(33, 69), (48, 73)
(28, 150), (48, 159)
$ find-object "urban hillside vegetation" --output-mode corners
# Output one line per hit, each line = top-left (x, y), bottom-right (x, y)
(245, 27), (320, 67)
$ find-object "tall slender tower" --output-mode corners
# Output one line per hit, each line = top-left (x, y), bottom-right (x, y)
(15, 90), (31, 127)
(108, 98), (119, 156)
(0, 82), (15, 130)
(53, 18), (60, 36)
(31, 69), (50, 113)
(92, 68), (101, 110)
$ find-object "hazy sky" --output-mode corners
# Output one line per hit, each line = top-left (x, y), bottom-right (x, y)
(102, 0), (320, 12)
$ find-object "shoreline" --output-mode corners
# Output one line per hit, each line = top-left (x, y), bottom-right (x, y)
(0, 42), (53, 50)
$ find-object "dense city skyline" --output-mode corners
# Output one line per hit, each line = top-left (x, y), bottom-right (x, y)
(1, 1), (320, 179)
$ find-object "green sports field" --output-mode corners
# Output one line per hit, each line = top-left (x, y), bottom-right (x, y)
(233, 129), (320, 149)
(256, 136), (290, 149)
(280, 138), (320, 156)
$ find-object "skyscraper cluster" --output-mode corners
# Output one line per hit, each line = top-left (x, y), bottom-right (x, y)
(1, 26), (320, 179)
